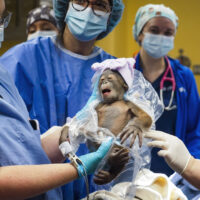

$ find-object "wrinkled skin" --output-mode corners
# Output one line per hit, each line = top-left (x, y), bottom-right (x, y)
(96, 70), (152, 147)
(94, 144), (129, 185)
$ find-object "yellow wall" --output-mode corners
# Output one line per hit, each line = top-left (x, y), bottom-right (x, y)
(0, 40), (24, 55)
(96, 0), (200, 93)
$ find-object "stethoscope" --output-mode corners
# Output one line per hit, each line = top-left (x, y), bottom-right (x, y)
(160, 57), (176, 111)
(134, 55), (176, 111)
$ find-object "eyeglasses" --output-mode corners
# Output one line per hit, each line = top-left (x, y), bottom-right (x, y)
(71, 0), (111, 16)
(0, 10), (12, 28)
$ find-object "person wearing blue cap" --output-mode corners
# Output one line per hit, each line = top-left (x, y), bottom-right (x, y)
(0, 0), (124, 199)
(132, 4), (200, 199)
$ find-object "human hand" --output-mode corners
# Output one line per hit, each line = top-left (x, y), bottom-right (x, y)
(120, 125), (142, 148)
(77, 137), (113, 177)
(144, 130), (192, 174)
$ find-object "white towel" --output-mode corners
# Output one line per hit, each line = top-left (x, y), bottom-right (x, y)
(82, 169), (187, 200)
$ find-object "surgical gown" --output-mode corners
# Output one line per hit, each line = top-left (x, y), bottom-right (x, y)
(0, 36), (115, 200)
(0, 65), (62, 199)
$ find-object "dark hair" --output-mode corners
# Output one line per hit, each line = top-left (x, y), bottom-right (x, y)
(101, 69), (128, 92)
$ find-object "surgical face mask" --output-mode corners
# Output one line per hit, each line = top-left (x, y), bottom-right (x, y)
(0, 26), (4, 48)
(27, 30), (58, 41)
(142, 33), (174, 59)
(65, 3), (110, 41)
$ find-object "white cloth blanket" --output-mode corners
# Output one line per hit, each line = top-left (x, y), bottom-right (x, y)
(82, 169), (187, 200)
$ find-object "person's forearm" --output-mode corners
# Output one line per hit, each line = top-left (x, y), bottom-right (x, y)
(182, 157), (200, 189)
(0, 163), (78, 200)
(41, 126), (65, 163)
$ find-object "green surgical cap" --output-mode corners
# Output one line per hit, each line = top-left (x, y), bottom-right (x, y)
(133, 4), (179, 42)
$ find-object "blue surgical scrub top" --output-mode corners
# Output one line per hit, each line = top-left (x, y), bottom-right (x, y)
(135, 54), (178, 176)
(151, 72), (177, 176)
(135, 53), (200, 177)
(0, 65), (62, 200)
(0, 37), (114, 134)
(0, 37), (115, 200)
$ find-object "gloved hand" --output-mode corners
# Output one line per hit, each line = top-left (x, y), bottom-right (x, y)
(144, 130), (192, 174)
(77, 137), (113, 177)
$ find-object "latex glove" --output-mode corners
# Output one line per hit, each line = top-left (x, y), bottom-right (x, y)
(145, 130), (192, 174)
(77, 137), (113, 177)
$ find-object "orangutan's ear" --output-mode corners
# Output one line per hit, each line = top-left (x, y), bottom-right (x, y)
(123, 83), (128, 91)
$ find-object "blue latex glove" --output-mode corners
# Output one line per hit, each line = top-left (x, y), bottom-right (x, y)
(77, 137), (113, 177)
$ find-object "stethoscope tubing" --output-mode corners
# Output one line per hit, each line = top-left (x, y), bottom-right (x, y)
(134, 55), (176, 110)
(160, 56), (176, 110)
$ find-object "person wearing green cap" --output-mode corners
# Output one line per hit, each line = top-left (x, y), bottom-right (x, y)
(132, 4), (200, 199)
(0, 0), (125, 199)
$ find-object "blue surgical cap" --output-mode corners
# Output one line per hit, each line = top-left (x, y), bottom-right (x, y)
(53, 0), (124, 40)
(133, 4), (179, 43)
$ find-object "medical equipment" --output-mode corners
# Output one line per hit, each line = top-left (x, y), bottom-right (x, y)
(59, 137), (115, 200)
(59, 141), (90, 200)
(142, 33), (174, 59)
(134, 55), (176, 111)
(160, 57), (176, 111)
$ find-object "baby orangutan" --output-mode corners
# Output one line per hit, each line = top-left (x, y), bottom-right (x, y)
(96, 69), (152, 147)
(59, 69), (152, 185)
(92, 69), (152, 185)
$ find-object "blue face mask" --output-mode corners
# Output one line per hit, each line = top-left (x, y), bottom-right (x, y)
(27, 30), (58, 41)
(65, 3), (110, 41)
(142, 33), (174, 59)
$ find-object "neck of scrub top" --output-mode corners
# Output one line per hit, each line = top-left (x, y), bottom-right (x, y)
(138, 49), (166, 83)
(62, 24), (97, 56)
